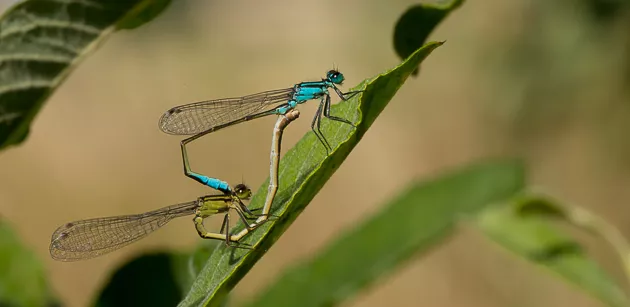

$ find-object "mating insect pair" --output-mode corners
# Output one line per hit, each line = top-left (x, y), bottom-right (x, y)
(50, 70), (361, 261)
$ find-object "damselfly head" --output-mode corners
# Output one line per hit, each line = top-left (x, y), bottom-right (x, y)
(233, 183), (252, 200)
(326, 70), (345, 85)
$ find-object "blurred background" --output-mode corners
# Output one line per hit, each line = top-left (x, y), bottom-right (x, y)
(1, 0), (630, 306)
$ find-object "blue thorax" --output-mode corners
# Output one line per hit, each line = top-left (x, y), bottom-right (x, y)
(275, 70), (345, 115)
(293, 70), (345, 103)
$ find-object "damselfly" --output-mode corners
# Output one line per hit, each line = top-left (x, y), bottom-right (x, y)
(158, 70), (361, 192)
(49, 184), (258, 261)
(49, 111), (302, 261)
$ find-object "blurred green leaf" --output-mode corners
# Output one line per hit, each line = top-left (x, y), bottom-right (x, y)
(117, 0), (171, 30)
(95, 252), (182, 307)
(172, 242), (221, 295)
(393, 0), (463, 74)
(516, 195), (630, 282)
(0, 0), (171, 150)
(0, 220), (56, 307)
(583, 0), (630, 21)
(96, 242), (223, 307)
(178, 42), (444, 307)
(477, 200), (630, 307)
(245, 159), (525, 307)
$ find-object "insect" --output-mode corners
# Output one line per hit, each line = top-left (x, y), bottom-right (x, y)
(158, 71), (361, 194)
(50, 184), (257, 261)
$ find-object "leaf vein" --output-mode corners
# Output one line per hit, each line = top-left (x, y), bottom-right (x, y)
(0, 54), (72, 64)
(0, 80), (52, 95)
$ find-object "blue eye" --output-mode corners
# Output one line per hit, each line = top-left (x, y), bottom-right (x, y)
(327, 70), (345, 84)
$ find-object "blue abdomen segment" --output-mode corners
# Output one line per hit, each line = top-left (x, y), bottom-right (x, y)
(190, 173), (231, 193)
(276, 100), (298, 114)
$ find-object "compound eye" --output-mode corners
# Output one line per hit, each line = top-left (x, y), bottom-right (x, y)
(233, 183), (252, 198)
(234, 183), (247, 193)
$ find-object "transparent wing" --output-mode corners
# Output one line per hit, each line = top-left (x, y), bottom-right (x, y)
(49, 201), (199, 261)
(158, 87), (295, 135)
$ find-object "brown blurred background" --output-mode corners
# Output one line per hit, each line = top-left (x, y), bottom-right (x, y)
(1, 0), (630, 306)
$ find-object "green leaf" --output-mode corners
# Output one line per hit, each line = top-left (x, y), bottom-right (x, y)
(245, 159), (525, 307)
(0, 220), (56, 306)
(0, 0), (171, 150)
(95, 252), (183, 307)
(393, 0), (464, 75)
(476, 199), (630, 307)
(117, 0), (172, 30)
(178, 42), (444, 307)
(514, 194), (630, 277)
(173, 242), (222, 294)
(95, 243), (223, 307)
